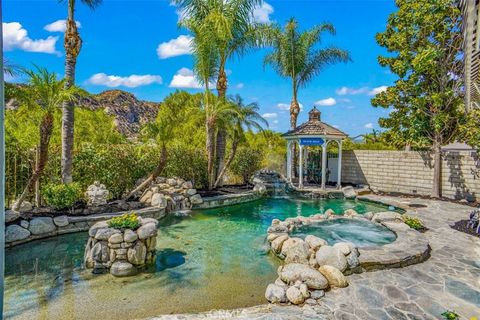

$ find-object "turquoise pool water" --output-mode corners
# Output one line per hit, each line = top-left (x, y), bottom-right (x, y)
(4, 197), (397, 319)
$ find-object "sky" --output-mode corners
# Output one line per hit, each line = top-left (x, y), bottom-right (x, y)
(3, 0), (398, 136)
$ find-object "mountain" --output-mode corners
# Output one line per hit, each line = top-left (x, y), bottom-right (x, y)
(79, 90), (160, 137)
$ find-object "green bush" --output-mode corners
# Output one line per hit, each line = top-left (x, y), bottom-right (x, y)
(441, 311), (459, 320)
(108, 213), (140, 230)
(402, 215), (425, 230)
(230, 147), (263, 184)
(42, 183), (82, 209)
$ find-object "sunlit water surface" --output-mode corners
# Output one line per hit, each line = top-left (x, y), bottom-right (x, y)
(4, 197), (398, 319)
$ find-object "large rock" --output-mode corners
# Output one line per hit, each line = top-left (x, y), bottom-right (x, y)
(318, 265), (348, 288)
(85, 181), (109, 206)
(315, 245), (348, 272)
(94, 228), (120, 241)
(305, 235), (327, 251)
(281, 238), (309, 264)
(140, 190), (153, 203)
(151, 193), (167, 208)
(127, 241), (147, 265)
(265, 284), (287, 303)
(110, 261), (137, 277)
(108, 233), (123, 244)
(28, 217), (56, 235)
(278, 263), (328, 290)
(182, 181), (193, 189)
(167, 178), (177, 186)
(89, 221), (109, 237)
(91, 241), (110, 263)
(286, 286), (305, 305)
(123, 229), (138, 242)
(190, 194), (203, 205)
(342, 186), (357, 199)
(186, 189), (197, 196)
(11, 200), (32, 213)
(372, 211), (402, 223)
(5, 210), (20, 223)
(5, 224), (31, 242)
(53, 215), (69, 227)
(253, 183), (267, 195)
(271, 235), (289, 253)
(137, 222), (157, 240)
(333, 242), (351, 255)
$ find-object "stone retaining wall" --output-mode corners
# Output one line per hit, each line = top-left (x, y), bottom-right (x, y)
(341, 150), (480, 201)
(5, 207), (166, 248)
(193, 191), (263, 209)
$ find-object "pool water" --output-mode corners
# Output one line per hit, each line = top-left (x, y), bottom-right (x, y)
(4, 197), (397, 319)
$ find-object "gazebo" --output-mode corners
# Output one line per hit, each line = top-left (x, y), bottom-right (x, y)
(283, 106), (348, 190)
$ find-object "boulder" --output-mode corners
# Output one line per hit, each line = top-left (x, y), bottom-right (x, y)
(140, 190), (153, 203)
(29, 217), (56, 235)
(305, 298), (317, 305)
(265, 284), (287, 303)
(151, 193), (167, 208)
(281, 238), (309, 264)
(85, 181), (109, 206)
(315, 245), (348, 272)
(53, 215), (69, 227)
(364, 212), (374, 220)
(305, 235), (328, 251)
(5, 224), (31, 242)
(137, 222), (157, 240)
(89, 221), (109, 237)
(267, 224), (289, 233)
(190, 194), (203, 205)
(110, 261), (137, 277)
(274, 277), (287, 287)
(318, 265), (348, 288)
(310, 290), (325, 299)
(186, 189), (197, 196)
(342, 186), (357, 199)
(372, 211), (402, 223)
(271, 235), (289, 253)
(123, 229), (138, 242)
(346, 250), (360, 269)
(182, 181), (193, 189)
(299, 283), (309, 298)
(91, 241), (110, 263)
(344, 209), (358, 217)
(333, 242), (351, 255)
(278, 263), (328, 290)
(5, 210), (20, 223)
(11, 200), (32, 213)
(140, 217), (159, 226)
(20, 220), (29, 229)
(253, 183), (267, 195)
(167, 178), (177, 186)
(108, 233), (123, 244)
(286, 286), (305, 304)
(127, 241), (147, 265)
(95, 228), (120, 241)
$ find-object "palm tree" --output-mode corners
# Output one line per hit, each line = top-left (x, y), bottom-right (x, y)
(61, 0), (103, 184)
(213, 95), (267, 188)
(176, 0), (266, 184)
(13, 67), (79, 211)
(264, 18), (351, 129)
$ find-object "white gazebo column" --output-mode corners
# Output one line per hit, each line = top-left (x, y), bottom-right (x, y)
(321, 140), (327, 190)
(286, 140), (292, 182)
(299, 144), (304, 188)
(337, 140), (342, 189)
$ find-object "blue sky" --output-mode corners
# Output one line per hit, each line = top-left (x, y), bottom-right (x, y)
(4, 0), (397, 136)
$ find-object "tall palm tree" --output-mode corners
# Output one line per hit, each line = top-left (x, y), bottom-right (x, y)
(213, 95), (267, 188)
(176, 0), (266, 184)
(264, 18), (351, 129)
(13, 67), (79, 211)
(61, 0), (102, 184)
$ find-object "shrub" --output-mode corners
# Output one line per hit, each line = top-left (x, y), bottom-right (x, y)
(402, 215), (425, 230)
(230, 147), (263, 184)
(108, 213), (140, 230)
(441, 311), (459, 320)
(42, 183), (82, 209)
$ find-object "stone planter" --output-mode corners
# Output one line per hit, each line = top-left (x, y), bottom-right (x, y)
(84, 217), (158, 277)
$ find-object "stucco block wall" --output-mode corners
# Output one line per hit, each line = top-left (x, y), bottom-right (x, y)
(341, 150), (480, 201)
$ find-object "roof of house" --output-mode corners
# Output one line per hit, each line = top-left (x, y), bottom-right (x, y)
(283, 106), (348, 138)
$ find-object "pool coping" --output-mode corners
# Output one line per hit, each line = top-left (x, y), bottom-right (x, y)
(192, 191), (264, 209)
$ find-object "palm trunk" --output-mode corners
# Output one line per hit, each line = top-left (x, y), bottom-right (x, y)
(432, 137), (442, 198)
(61, 4), (82, 184)
(213, 138), (238, 189)
(14, 112), (54, 211)
(215, 66), (228, 186)
(206, 120), (216, 190)
(290, 94), (300, 178)
(124, 144), (167, 200)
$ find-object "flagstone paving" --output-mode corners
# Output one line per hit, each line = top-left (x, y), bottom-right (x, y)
(152, 195), (480, 320)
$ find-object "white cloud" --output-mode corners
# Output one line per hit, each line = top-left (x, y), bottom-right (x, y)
(235, 83), (244, 89)
(157, 35), (193, 59)
(252, 2), (274, 23)
(339, 98), (351, 103)
(44, 19), (81, 33)
(368, 85), (388, 96)
(169, 67), (204, 89)
(335, 86), (369, 96)
(314, 97), (336, 106)
(277, 102), (304, 111)
(333, 124), (340, 128)
(364, 123), (374, 129)
(87, 73), (162, 88)
(3, 22), (58, 54)
(262, 112), (277, 119)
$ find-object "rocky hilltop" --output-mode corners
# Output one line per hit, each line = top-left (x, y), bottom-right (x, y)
(79, 90), (160, 137)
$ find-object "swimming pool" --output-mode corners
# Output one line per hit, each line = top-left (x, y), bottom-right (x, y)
(4, 197), (398, 319)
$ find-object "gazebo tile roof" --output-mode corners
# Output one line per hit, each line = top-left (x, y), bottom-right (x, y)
(283, 107), (348, 138)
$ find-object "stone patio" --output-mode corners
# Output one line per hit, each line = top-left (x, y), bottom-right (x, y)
(151, 195), (480, 320)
